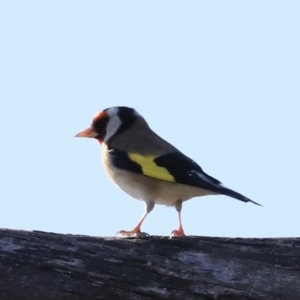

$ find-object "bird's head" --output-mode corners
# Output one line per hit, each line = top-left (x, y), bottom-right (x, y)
(75, 106), (140, 143)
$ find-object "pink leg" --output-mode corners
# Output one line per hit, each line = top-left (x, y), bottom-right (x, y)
(117, 211), (148, 237)
(170, 200), (186, 237)
(116, 202), (154, 237)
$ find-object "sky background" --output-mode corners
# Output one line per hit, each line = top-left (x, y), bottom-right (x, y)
(1, 1), (299, 238)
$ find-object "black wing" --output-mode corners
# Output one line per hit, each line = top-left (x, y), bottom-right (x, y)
(155, 152), (262, 206)
(108, 148), (261, 206)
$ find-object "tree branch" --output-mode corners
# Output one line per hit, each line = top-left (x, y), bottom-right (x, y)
(0, 229), (299, 300)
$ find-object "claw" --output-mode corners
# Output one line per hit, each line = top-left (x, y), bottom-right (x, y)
(115, 229), (150, 238)
(170, 227), (185, 238)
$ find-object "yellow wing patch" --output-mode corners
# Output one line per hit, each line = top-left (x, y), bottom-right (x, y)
(128, 153), (175, 182)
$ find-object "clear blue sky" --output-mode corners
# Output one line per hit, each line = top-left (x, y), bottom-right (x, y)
(1, 1), (299, 238)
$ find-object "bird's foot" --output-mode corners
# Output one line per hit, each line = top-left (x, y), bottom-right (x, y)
(170, 227), (185, 238)
(116, 229), (149, 238)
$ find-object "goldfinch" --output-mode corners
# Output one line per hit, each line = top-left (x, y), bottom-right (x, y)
(75, 106), (261, 237)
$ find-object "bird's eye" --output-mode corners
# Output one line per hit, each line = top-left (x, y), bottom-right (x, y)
(93, 116), (109, 133)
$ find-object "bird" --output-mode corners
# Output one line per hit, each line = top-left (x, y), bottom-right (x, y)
(75, 106), (261, 237)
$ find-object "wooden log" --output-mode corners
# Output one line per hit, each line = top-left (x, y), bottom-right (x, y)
(0, 228), (299, 300)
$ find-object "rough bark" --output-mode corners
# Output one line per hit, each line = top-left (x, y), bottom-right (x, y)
(0, 229), (299, 300)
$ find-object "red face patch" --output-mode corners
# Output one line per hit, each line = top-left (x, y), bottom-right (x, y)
(93, 111), (108, 123)
(91, 111), (110, 143)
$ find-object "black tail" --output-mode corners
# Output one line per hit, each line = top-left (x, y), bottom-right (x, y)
(218, 186), (262, 206)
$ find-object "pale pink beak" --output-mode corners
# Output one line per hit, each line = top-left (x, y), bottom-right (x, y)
(75, 127), (98, 138)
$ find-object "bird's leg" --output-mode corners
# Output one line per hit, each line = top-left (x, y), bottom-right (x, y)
(117, 212), (148, 237)
(170, 200), (186, 237)
(116, 202), (154, 237)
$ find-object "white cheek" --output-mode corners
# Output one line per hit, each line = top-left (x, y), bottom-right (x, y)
(104, 115), (122, 142)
